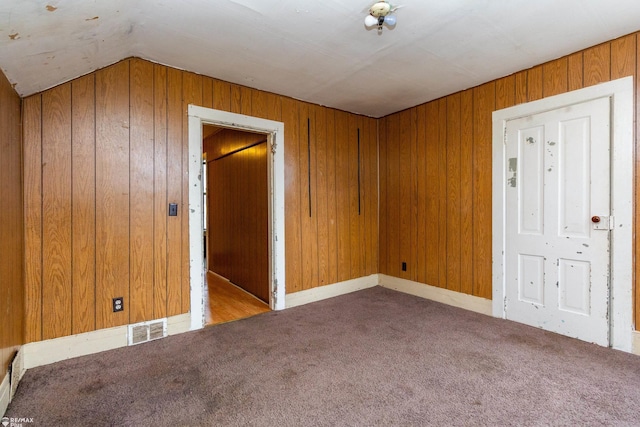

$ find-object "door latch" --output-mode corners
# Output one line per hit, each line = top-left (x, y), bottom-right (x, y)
(591, 215), (614, 230)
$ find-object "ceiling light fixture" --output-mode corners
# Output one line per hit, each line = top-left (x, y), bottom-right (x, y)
(364, 1), (398, 34)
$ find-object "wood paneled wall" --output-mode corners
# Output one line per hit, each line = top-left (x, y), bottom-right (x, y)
(22, 57), (379, 343)
(23, 59), (189, 341)
(207, 130), (269, 301)
(379, 33), (639, 321)
(23, 33), (639, 344)
(0, 68), (24, 373)
(285, 104), (379, 292)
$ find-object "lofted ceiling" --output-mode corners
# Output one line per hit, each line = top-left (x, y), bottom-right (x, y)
(1, 1), (640, 118)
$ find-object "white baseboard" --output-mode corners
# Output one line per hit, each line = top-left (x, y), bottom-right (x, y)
(23, 325), (127, 370)
(22, 313), (192, 371)
(378, 274), (493, 316)
(285, 275), (379, 308)
(0, 372), (9, 418)
(167, 313), (192, 336)
(632, 331), (640, 356)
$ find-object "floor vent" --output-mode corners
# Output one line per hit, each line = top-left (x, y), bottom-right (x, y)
(128, 319), (168, 346)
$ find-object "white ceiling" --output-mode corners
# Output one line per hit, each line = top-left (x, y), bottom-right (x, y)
(1, 1), (640, 118)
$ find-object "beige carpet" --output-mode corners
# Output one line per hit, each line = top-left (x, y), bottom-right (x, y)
(6, 286), (640, 426)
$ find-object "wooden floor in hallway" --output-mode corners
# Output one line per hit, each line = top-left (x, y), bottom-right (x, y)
(206, 271), (271, 326)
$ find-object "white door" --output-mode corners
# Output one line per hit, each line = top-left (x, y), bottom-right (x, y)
(504, 97), (611, 346)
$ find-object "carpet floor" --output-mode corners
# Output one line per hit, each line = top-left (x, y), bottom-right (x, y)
(6, 286), (640, 426)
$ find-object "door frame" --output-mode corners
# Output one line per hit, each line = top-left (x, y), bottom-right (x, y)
(187, 105), (286, 331)
(491, 76), (634, 351)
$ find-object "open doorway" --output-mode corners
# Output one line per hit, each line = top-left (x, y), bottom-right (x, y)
(203, 125), (271, 324)
(187, 105), (286, 332)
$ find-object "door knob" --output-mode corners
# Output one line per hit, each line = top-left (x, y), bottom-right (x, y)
(591, 216), (601, 223)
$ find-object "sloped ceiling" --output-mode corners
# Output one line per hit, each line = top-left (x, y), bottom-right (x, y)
(1, 1), (640, 117)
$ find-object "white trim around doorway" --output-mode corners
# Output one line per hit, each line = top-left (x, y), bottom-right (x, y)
(188, 106), (286, 331)
(491, 76), (634, 352)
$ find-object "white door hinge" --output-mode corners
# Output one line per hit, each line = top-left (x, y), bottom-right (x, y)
(272, 279), (278, 304)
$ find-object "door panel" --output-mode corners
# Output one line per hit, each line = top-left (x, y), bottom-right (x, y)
(518, 254), (544, 305)
(558, 258), (590, 315)
(505, 97), (610, 346)
(518, 126), (544, 235)
(558, 117), (591, 238)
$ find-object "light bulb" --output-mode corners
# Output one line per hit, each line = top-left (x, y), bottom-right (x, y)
(384, 14), (396, 26)
(364, 14), (378, 28)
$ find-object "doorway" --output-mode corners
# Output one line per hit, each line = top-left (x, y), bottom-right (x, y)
(187, 106), (286, 331)
(492, 76), (633, 351)
(202, 125), (271, 324)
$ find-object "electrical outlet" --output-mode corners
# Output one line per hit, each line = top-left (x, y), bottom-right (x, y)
(402, 262), (407, 272)
(113, 297), (124, 312)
